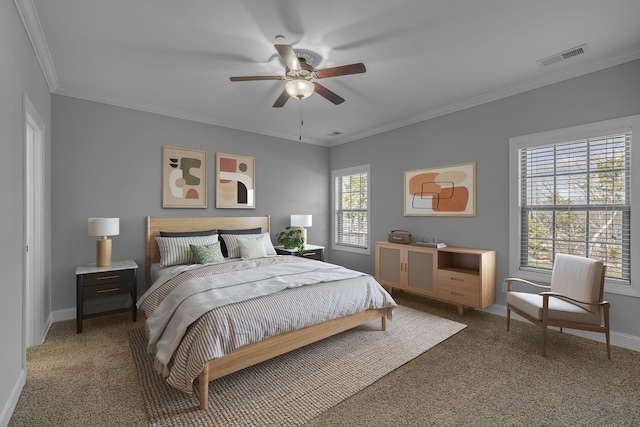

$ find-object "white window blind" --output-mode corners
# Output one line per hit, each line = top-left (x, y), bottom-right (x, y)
(332, 165), (369, 253)
(519, 131), (631, 282)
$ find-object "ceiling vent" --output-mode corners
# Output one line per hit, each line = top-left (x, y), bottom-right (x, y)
(537, 44), (588, 67)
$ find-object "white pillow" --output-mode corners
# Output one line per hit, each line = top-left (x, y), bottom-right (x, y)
(222, 232), (277, 258)
(237, 235), (268, 259)
(155, 234), (219, 266)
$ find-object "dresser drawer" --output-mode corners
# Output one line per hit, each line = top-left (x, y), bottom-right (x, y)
(438, 270), (479, 291)
(83, 280), (133, 299)
(437, 283), (480, 307)
(82, 269), (134, 286)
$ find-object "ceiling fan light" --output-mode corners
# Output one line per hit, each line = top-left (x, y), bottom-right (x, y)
(286, 79), (314, 100)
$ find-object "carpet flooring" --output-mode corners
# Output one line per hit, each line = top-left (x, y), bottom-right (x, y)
(8, 292), (640, 426)
(128, 305), (466, 426)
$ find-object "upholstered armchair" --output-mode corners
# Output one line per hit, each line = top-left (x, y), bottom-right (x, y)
(505, 253), (610, 358)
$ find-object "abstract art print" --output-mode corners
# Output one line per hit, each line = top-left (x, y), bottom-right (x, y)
(404, 162), (476, 216)
(216, 152), (255, 209)
(162, 145), (207, 208)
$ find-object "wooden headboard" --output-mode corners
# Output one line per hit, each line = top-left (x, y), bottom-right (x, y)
(145, 215), (271, 288)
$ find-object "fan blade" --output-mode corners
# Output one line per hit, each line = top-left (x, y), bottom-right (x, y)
(275, 44), (301, 71)
(315, 63), (366, 79)
(230, 75), (283, 82)
(273, 89), (290, 108)
(313, 83), (345, 105)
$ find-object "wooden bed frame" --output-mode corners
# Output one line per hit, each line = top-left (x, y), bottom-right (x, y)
(145, 216), (388, 410)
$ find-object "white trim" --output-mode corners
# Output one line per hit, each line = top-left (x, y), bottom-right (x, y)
(0, 369), (25, 427)
(509, 114), (640, 298)
(52, 307), (76, 323)
(23, 93), (47, 352)
(14, 0), (640, 147)
(331, 164), (371, 255)
(330, 47), (640, 147)
(483, 304), (640, 353)
(13, 0), (59, 92)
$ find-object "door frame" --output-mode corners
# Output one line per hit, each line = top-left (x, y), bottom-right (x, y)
(23, 93), (46, 350)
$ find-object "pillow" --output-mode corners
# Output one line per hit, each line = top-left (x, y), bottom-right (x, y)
(155, 234), (219, 266)
(237, 236), (268, 259)
(221, 232), (276, 258)
(159, 229), (216, 237)
(217, 227), (262, 257)
(190, 242), (225, 264)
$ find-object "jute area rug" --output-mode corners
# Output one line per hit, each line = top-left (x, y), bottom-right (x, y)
(128, 305), (466, 426)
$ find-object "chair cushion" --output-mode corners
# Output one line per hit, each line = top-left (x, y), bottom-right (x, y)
(507, 291), (600, 325)
(550, 254), (604, 314)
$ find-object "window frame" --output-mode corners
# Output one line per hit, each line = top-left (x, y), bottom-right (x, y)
(509, 115), (640, 297)
(331, 164), (371, 255)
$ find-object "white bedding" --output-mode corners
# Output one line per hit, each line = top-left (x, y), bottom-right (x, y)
(139, 256), (397, 393)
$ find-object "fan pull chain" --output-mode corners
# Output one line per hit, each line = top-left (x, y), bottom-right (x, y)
(299, 99), (303, 141)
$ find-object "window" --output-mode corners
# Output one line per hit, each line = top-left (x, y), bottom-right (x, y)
(509, 115), (640, 297)
(332, 164), (370, 254)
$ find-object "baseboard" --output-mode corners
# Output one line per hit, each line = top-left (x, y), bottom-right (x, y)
(52, 307), (75, 323)
(483, 303), (640, 353)
(0, 369), (25, 427)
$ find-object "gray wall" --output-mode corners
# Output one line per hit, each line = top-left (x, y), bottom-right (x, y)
(51, 95), (329, 313)
(1, 1), (52, 423)
(330, 59), (640, 339)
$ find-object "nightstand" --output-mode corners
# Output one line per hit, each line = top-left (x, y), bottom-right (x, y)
(275, 244), (325, 261)
(76, 259), (138, 333)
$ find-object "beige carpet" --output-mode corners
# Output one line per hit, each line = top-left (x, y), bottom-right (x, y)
(128, 305), (466, 426)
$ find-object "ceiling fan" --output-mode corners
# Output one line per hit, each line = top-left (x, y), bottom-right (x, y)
(230, 44), (366, 107)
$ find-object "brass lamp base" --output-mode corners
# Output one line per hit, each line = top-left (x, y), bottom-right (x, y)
(296, 227), (307, 249)
(96, 236), (112, 267)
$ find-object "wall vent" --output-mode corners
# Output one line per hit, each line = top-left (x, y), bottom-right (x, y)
(537, 44), (588, 67)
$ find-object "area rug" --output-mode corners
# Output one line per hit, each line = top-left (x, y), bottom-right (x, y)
(128, 305), (466, 426)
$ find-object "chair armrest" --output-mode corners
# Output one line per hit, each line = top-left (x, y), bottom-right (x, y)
(540, 291), (608, 307)
(504, 277), (551, 292)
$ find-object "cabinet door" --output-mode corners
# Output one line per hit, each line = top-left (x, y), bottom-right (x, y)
(376, 244), (402, 288)
(406, 247), (437, 296)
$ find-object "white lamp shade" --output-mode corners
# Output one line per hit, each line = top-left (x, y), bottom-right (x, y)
(88, 218), (119, 237)
(290, 214), (312, 228)
(285, 79), (314, 100)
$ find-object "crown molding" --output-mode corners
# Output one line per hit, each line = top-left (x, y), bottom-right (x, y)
(330, 46), (640, 147)
(14, 0), (59, 92)
(17, 0), (637, 147)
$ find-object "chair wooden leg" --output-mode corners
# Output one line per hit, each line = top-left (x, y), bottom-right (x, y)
(604, 304), (611, 360)
(542, 295), (549, 357)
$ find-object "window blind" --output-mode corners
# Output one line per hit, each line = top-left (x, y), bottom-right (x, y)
(334, 168), (369, 249)
(519, 131), (631, 281)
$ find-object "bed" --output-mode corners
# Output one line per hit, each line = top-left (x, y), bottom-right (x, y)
(141, 215), (396, 410)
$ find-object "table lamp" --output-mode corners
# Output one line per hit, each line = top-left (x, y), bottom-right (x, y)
(290, 214), (312, 248)
(88, 218), (119, 267)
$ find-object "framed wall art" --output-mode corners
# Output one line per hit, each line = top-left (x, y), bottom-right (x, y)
(162, 145), (207, 208)
(216, 152), (255, 209)
(404, 162), (476, 216)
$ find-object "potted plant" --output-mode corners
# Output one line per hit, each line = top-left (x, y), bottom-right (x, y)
(276, 226), (305, 253)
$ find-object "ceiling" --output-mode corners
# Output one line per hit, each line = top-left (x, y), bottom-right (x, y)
(21, 0), (640, 146)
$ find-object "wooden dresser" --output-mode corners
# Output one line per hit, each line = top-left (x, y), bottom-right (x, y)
(375, 242), (496, 315)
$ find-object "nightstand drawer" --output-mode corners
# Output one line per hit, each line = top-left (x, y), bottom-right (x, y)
(299, 250), (323, 261)
(83, 280), (133, 299)
(82, 269), (134, 286)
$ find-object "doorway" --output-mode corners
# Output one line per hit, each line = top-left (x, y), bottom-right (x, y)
(23, 94), (46, 349)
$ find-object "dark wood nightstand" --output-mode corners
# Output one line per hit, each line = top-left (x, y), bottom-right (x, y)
(76, 260), (138, 333)
(275, 244), (325, 261)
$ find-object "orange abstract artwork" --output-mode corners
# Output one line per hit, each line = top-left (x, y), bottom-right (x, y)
(404, 162), (475, 216)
